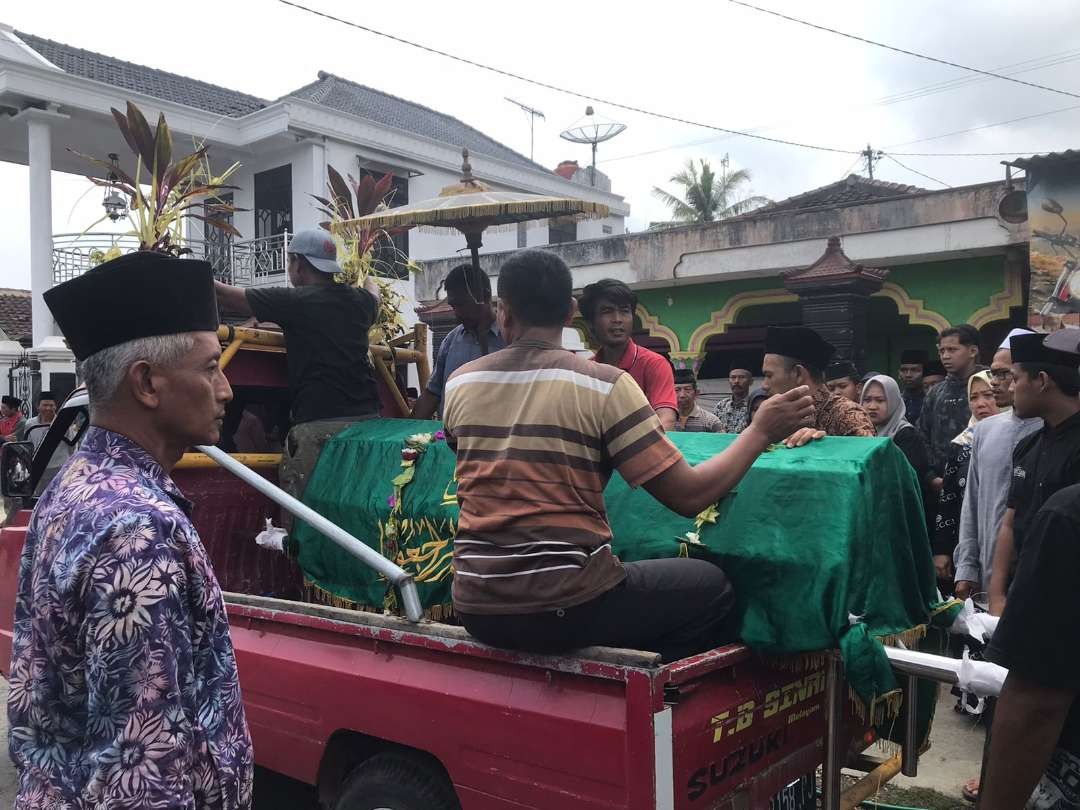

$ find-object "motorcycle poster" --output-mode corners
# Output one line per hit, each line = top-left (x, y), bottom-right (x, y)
(1027, 160), (1080, 328)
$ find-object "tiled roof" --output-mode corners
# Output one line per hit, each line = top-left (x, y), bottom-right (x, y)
(12, 33), (543, 172)
(1010, 149), (1080, 170)
(752, 174), (927, 215)
(15, 32), (267, 117)
(284, 72), (545, 171)
(0, 289), (32, 348)
(784, 236), (888, 283)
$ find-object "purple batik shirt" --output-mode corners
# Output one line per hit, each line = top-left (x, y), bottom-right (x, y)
(7, 427), (253, 809)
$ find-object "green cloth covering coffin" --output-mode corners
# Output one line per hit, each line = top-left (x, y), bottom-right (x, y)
(294, 419), (960, 733)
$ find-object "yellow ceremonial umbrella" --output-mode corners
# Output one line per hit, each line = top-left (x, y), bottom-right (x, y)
(344, 148), (609, 270)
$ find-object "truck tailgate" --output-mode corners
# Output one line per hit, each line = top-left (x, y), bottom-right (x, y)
(666, 649), (826, 809)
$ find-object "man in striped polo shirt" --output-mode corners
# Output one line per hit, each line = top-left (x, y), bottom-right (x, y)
(442, 250), (815, 661)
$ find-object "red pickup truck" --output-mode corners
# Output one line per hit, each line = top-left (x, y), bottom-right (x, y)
(0, 344), (855, 810)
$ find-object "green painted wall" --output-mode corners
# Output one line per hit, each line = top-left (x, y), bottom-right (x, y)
(636, 278), (790, 348)
(634, 255), (1009, 352)
(886, 255), (1006, 326)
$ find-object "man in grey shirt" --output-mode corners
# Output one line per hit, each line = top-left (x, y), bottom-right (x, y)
(412, 264), (506, 420)
(954, 330), (1041, 600)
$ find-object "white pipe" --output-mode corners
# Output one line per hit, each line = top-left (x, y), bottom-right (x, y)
(196, 444), (424, 622)
(883, 645), (1008, 698)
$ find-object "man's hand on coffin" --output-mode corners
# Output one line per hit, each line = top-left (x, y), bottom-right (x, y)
(753, 386), (816, 444)
(781, 427), (825, 448)
(954, 580), (976, 600)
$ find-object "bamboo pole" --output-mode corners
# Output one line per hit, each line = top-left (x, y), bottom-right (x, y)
(414, 322), (431, 392)
(371, 353), (410, 416)
(219, 338), (245, 371)
(175, 452), (281, 470)
(215, 324), (423, 364)
(839, 753), (902, 810)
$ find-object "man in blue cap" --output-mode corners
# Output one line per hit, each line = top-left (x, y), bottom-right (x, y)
(215, 228), (382, 503)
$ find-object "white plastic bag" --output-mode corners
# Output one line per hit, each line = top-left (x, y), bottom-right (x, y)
(255, 518), (288, 553)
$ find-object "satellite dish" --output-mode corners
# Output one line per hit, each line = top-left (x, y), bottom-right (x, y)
(560, 106), (627, 187)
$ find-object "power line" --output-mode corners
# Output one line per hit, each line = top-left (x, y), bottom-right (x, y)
(279, 0), (1063, 167)
(887, 102), (1080, 148)
(891, 149), (1055, 157)
(870, 48), (1080, 108)
(728, 0), (1080, 101)
(277, 0), (860, 156)
(882, 154), (952, 188)
(604, 50), (1080, 164)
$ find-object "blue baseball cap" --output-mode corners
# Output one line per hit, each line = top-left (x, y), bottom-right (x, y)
(288, 229), (343, 274)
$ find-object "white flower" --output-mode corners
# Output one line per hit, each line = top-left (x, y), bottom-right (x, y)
(100, 711), (174, 798)
(91, 561), (167, 646)
(108, 513), (156, 560)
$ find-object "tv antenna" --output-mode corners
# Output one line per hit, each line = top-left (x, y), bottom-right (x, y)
(505, 97), (545, 161)
(560, 106), (627, 187)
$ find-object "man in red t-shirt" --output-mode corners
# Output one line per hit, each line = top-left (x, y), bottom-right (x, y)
(580, 279), (678, 430)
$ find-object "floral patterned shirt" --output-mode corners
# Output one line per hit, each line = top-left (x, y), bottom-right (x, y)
(713, 397), (751, 434)
(8, 427), (253, 809)
(812, 386), (876, 438)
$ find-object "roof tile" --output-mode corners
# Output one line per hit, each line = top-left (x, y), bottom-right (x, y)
(15, 31), (267, 117)
(12, 33), (544, 172)
(0, 289), (33, 348)
(285, 71), (546, 172)
(752, 174), (926, 216)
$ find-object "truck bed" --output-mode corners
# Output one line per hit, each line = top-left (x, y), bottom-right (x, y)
(224, 591), (827, 809)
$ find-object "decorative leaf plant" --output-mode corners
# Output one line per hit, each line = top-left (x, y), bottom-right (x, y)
(312, 165), (421, 343)
(72, 101), (241, 256)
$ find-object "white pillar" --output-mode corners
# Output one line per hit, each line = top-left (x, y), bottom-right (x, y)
(27, 116), (54, 345)
(16, 107), (68, 345)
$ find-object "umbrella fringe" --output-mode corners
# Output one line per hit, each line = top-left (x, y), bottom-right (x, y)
(353, 200), (610, 231)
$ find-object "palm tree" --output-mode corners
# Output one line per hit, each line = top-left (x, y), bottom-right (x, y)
(651, 157), (771, 224)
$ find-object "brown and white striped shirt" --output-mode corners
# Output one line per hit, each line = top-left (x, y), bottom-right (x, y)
(443, 339), (682, 615)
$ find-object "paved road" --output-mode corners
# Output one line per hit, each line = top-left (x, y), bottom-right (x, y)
(0, 678), (983, 806)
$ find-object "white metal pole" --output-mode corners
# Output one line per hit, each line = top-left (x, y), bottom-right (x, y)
(196, 444), (424, 622)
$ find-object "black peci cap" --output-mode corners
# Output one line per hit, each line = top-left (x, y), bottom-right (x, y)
(923, 360), (946, 377)
(765, 326), (835, 371)
(673, 368), (697, 386)
(1012, 331), (1080, 368)
(824, 360), (859, 382)
(900, 349), (929, 366)
(44, 252), (219, 361)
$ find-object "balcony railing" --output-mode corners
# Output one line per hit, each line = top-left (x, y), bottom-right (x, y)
(51, 232), (290, 288)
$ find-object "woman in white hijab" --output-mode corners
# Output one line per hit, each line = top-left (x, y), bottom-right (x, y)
(861, 373), (935, 532)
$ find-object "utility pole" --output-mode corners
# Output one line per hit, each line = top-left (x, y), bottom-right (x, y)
(861, 143), (883, 180)
(505, 97), (546, 161)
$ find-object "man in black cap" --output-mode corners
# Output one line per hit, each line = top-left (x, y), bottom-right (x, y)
(824, 360), (862, 403)
(987, 330), (1080, 618)
(673, 368), (722, 432)
(214, 227), (381, 505)
(21, 391), (71, 485)
(898, 349), (928, 423)
(762, 326), (875, 442)
(922, 360), (947, 393)
(8, 253), (253, 808)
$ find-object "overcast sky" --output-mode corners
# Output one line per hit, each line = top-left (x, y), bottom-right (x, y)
(1, 0), (1079, 289)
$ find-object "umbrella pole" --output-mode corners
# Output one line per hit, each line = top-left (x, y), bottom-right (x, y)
(465, 230), (484, 272)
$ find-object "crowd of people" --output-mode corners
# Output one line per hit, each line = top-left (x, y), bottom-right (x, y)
(7, 234), (1080, 808)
